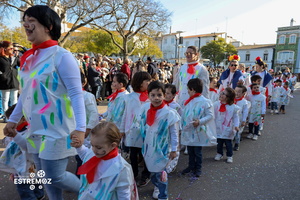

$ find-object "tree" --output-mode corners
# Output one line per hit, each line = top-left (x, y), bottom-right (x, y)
(91, 0), (171, 59)
(201, 38), (237, 67)
(132, 35), (163, 60)
(0, 23), (31, 47)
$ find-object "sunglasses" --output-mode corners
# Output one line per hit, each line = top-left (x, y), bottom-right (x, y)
(231, 64), (238, 67)
(184, 52), (196, 56)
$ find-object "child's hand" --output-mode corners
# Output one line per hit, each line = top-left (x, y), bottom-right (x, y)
(241, 122), (246, 127)
(234, 127), (239, 132)
(169, 151), (177, 160)
(3, 122), (17, 138)
(192, 119), (200, 127)
(70, 130), (85, 148)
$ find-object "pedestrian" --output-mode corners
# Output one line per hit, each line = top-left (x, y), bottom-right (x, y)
(246, 75), (266, 97)
(3, 5), (86, 199)
(208, 77), (219, 103)
(181, 78), (216, 177)
(214, 87), (239, 163)
(279, 81), (293, 114)
(270, 79), (285, 114)
(76, 121), (138, 200)
(140, 81), (180, 200)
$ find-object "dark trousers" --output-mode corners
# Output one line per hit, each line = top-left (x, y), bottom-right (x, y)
(249, 123), (260, 135)
(75, 155), (83, 178)
(187, 146), (202, 172)
(130, 147), (150, 179)
(271, 102), (278, 110)
(217, 138), (233, 157)
(280, 105), (285, 111)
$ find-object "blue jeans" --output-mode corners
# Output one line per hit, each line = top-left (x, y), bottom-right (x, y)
(187, 146), (202, 172)
(151, 172), (168, 200)
(217, 139), (233, 157)
(16, 183), (44, 200)
(271, 102), (278, 110)
(32, 154), (81, 200)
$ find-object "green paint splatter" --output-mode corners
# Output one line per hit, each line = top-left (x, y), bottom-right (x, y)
(195, 70), (199, 76)
(39, 141), (45, 153)
(50, 112), (55, 125)
(63, 94), (73, 118)
(30, 70), (37, 78)
(21, 78), (24, 88)
(34, 90), (38, 104)
(45, 76), (50, 88)
(27, 138), (36, 149)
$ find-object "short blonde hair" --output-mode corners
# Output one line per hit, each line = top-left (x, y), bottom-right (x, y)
(91, 121), (121, 145)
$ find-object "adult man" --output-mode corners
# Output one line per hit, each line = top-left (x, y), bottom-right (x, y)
(146, 57), (158, 77)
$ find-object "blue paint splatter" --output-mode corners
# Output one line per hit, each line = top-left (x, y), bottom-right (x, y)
(56, 99), (63, 124)
(38, 63), (50, 75)
(40, 82), (48, 103)
(52, 71), (58, 91)
(41, 115), (47, 130)
(66, 135), (71, 149)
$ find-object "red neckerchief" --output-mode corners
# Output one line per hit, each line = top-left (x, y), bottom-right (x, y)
(16, 121), (29, 132)
(187, 63), (198, 74)
(284, 87), (288, 91)
(234, 96), (244, 104)
(184, 93), (201, 106)
(20, 40), (58, 69)
(107, 88), (125, 101)
(209, 88), (217, 93)
(219, 102), (227, 112)
(163, 99), (173, 106)
(147, 102), (165, 126)
(136, 91), (148, 102)
(252, 91), (260, 95)
(77, 147), (118, 184)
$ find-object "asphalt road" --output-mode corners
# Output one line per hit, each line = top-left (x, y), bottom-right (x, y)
(0, 84), (300, 200)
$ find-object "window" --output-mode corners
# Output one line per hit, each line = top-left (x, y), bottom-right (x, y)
(263, 53), (268, 61)
(279, 35), (286, 44)
(164, 38), (167, 44)
(289, 34), (296, 43)
(245, 54), (250, 61)
(277, 51), (294, 61)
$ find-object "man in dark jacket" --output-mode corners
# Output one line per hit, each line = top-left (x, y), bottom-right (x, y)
(146, 57), (158, 76)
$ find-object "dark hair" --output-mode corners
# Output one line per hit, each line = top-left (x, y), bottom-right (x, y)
(209, 76), (217, 82)
(131, 71), (151, 92)
(284, 81), (289, 86)
(0, 41), (13, 57)
(187, 46), (199, 53)
(114, 72), (129, 87)
(5, 104), (17, 119)
(147, 57), (152, 62)
(235, 85), (247, 93)
(165, 84), (177, 95)
(23, 5), (61, 41)
(250, 83), (259, 89)
(187, 78), (203, 93)
(274, 79), (282, 83)
(224, 87), (235, 105)
(91, 121), (121, 145)
(148, 80), (165, 94)
(251, 75), (262, 83)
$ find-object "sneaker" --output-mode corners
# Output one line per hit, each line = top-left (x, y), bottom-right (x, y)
(233, 143), (239, 151)
(214, 153), (223, 161)
(252, 135), (258, 140)
(275, 109), (279, 114)
(258, 131), (262, 136)
(227, 157), (233, 163)
(138, 178), (150, 187)
(247, 133), (253, 139)
(152, 186), (159, 199)
(270, 110), (274, 114)
(184, 147), (188, 155)
(194, 169), (201, 177)
(181, 167), (192, 175)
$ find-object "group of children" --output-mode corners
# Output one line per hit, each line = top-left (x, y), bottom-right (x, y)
(0, 68), (295, 200)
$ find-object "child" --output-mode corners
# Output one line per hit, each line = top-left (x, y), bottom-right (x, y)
(76, 121), (138, 200)
(234, 85), (249, 151)
(181, 78), (216, 177)
(246, 75), (266, 97)
(140, 81), (180, 200)
(279, 81), (293, 114)
(270, 79), (285, 114)
(208, 77), (219, 103)
(0, 105), (45, 200)
(214, 88), (239, 163)
(120, 71), (152, 187)
(246, 84), (266, 140)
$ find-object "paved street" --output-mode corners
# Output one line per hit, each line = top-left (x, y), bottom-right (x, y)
(1, 84), (300, 200)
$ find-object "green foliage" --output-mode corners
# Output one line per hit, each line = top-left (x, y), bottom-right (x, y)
(0, 24), (31, 47)
(132, 35), (163, 60)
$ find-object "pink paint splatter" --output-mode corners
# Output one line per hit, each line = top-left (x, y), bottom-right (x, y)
(32, 79), (37, 88)
(38, 102), (52, 114)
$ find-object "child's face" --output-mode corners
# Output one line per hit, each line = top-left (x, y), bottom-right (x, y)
(283, 84), (288, 88)
(209, 79), (217, 89)
(219, 91), (228, 102)
(149, 88), (165, 107)
(252, 85), (260, 92)
(90, 133), (116, 158)
(276, 82), (282, 86)
(112, 76), (123, 90)
(252, 79), (261, 85)
(140, 80), (150, 92)
(165, 88), (175, 102)
(235, 87), (245, 99)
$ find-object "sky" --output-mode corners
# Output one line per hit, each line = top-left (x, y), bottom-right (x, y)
(159, 0), (299, 45)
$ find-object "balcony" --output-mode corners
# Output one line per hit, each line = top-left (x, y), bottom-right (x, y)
(275, 59), (295, 65)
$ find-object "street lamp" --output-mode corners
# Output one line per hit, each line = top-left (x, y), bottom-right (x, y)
(175, 31), (184, 62)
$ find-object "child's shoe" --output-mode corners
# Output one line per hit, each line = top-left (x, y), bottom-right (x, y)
(252, 135), (258, 140)
(194, 169), (201, 177)
(258, 131), (262, 136)
(282, 110), (285, 114)
(227, 157), (233, 163)
(270, 110), (274, 114)
(181, 167), (192, 175)
(152, 186), (159, 199)
(184, 146), (188, 155)
(275, 109), (279, 114)
(214, 153), (223, 161)
(233, 143), (239, 151)
(247, 133), (253, 139)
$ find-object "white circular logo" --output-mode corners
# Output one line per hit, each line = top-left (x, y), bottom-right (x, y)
(29, 185), (35, 190)
(29, 173), (35, 178)
(38, 185), (43, 189)
(37, 170), (46, 178)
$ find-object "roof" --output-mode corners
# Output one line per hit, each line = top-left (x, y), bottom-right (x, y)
(236, 44), (276, 50)
(183, 32), (225, 39)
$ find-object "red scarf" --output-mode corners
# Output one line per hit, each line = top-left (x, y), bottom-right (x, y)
(163, 99), (173, 106)
(77, 147), (118, 184)
(20, 40), (58, 69)
(209, 88), (217, 93)
(147, 102), (165, 126)
(284, 87), (288, 91)
(234, 96), (244, 104)
(187, 63), (198, 74)
(16, 121), (29, 132)
(107, 88), (125, 101)
(252, 91), (260, 95)
(219, 102), (227, 112)
(184, 93), (201, 106)
(136, 91), (148, 102)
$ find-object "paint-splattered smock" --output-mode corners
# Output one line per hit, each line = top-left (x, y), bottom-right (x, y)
(246, 94), (266, 125)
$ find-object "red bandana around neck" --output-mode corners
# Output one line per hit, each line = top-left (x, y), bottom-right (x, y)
(147, 102), (165, 126)
(187, 63), (198, 74)
(219, 102), (227, 112)
(136, 91), (148, 102)
(184, 93), (201, 106)
(107, 88), (126, 101)
(234, 96), (244, 104)
(284, 87), (288, 91)
(252, 91), (260, 95)
(163, 99), (173, 106)
(16, 121), (29, 132)
(20, 40), (58, 69)
(77, 147), (118, 184)
(209, 88), (217, 93)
